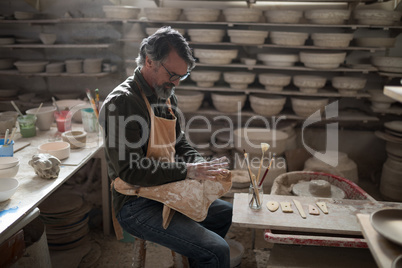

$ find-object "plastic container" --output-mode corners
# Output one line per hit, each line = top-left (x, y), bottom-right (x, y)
(17, 115), (37, 138)
(81, 108), (98, 133)
(0, 138), (14, 157)
(54, 110), (72, 133)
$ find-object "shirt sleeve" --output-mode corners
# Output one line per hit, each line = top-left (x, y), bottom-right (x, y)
(99, 90), (188, 187)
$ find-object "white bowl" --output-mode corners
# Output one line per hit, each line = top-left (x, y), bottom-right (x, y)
(102, 5), (141, 19)
(194, 49), (238, 65)
(293, 75), (327, 93)
(46, 62), (65, 73)
(144, 7), (182, 21)
(249, 94), (286, 116)
(371, 56), (402, 73)
(0, 178), (19, 202)
(353, 9), (402, 26)
(0, 157), (19, 169)
(55, 99), (88, 123)
(300, 51), (346, 69)
(227, 30), (268, 45)
(211, 93), (247, 113)
(65, 59), (83, 73)
(331, 76), (367, 95)
(145, 27), (185, 36)
(257, 53), (299, 67)
(38, 141), (70, 160)
(175, 90), (204, 113)
(83, 58), (103, 74)
(26, 106), (57, 131)
(355, 37), (396, 48)
(258, 73), (292, 91)
(305, 9), (351, 24)
(183, 8), (221, 22)
(270, 31), (309, 46)
(0, 163), (20, 178)
(0, 58), (15, 70)
(223, 72), (256, 89)
(190, 70), (221, 87)
(223, 8), (262, 22)
(233, 128), (289, 155)
(264, 10), (303, 24)
(39, 33), (57, 45)
(61, 130), (87, 149)
(291, 97), (329, 117)
(14, 61), (48, 73)
(187, 29), (225, 43)
(311, 33), (354, 48)
(14, 11), (34, 20)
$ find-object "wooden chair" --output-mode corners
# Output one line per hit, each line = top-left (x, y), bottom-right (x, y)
(133, 237), (189, 268)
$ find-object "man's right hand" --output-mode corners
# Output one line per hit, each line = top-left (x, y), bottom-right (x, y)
(185, 156), (230, 181)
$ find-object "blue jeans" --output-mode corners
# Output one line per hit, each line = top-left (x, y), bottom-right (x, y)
(117, 197), (233, 268)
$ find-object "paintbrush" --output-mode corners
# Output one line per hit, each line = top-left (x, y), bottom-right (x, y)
(86, 89), (99, 119)
(258, 157), (274, 187)
(256, 143), (270, 185)
(10, 101), (23, 117)
(3, 129), (9, 147)
(244, 149), (261, 206)
(6, 127), (17, 145)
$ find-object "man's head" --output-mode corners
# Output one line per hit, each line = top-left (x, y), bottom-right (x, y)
(136, 27), (195, 100)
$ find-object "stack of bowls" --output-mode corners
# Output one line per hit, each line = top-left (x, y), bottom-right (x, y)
(304, 9), (351, 25)
(227, 30), (268, 45)
(223, 8), (262, 22)
(65, 59), (83, 73)
(258, 73), (292, 92)
(291, 97), (329, 117)
(83, 58), (103, 74)
(249, 94), (287, 116)
(175, 90), (204, 113)
(190, 70), (221, 87)
(223, 72), (256, 89)
(270, 31), (309, 46)
(194, 49), (238, 65)
(0, 177), (19, 202)
(144, 7), (182, 21)
(187, 29), (225, 43)
(331, 76), (367, 95)
(311, 33), (354, 48)
(264, 10), (303, 24)
(0, 157), (20, 179)
(183, 8), (221, 22)
(293, 75), (327, 93)
(211, 92), (247, 113)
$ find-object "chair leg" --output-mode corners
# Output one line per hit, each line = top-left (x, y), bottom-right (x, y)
(133, 238), (147, 268)
(171, 251), (189, 268)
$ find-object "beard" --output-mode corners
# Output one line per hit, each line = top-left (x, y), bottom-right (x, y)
(154, 82), (175, 100)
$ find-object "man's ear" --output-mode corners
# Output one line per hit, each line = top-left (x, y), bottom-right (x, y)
(145, 56), (153, 68)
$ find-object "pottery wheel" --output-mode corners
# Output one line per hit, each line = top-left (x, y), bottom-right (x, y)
(292, 180), (346, 199)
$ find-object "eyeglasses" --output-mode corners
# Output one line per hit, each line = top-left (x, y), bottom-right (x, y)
(161, 63), (190, 82)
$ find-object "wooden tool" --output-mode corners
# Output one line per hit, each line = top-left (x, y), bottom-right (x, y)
(293, 199), (306, 219)
(316, 202), (328, 214)
(266, 201), (279, 212)
(280, 202), (293, 213)
(256, 143), (269, 184)
(309, 205), (320, 215)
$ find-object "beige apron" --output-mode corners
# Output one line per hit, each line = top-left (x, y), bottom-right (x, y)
(111, 84), (232, 240)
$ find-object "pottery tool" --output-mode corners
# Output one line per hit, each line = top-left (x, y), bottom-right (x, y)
(256, 143), (269, 184)
(35, 102), (43, 115)
(266, 201), (279, 212)
(258, 157), (274, 187)
(3, 128), (9, 146)
(280, 202), (293, 213)
(86, 89), (99, 119)
(316, 201), (328, 214)
(6, 128), (17, 145)
(95, 88), (100, 111)
(309, 205), (320, 215)
(10, 101), (23, 117)
(52, 97), (61, 113)
(293, 199), (306, 219)
(244, 149), (260, 206)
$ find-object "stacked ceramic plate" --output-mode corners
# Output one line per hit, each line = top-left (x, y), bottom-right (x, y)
(0, 157), (20, 178)
(39, 191), (92, 251)
(384, 121), (402, 139)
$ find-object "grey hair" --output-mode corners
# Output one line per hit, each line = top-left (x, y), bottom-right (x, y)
(135, 26), (195, 71)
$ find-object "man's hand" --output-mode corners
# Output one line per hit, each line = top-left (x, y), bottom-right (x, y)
(186, 156), (230, 181)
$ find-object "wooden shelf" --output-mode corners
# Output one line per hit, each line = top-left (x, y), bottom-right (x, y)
(177, 84), (371, 98)
(0, 44), (112, 49)
(0, 70), (111, 77)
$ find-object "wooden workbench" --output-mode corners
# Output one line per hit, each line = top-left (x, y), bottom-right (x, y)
(233, 193), (402, 235)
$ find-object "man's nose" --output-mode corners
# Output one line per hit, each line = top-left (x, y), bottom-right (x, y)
(172, 79), (180, 86)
